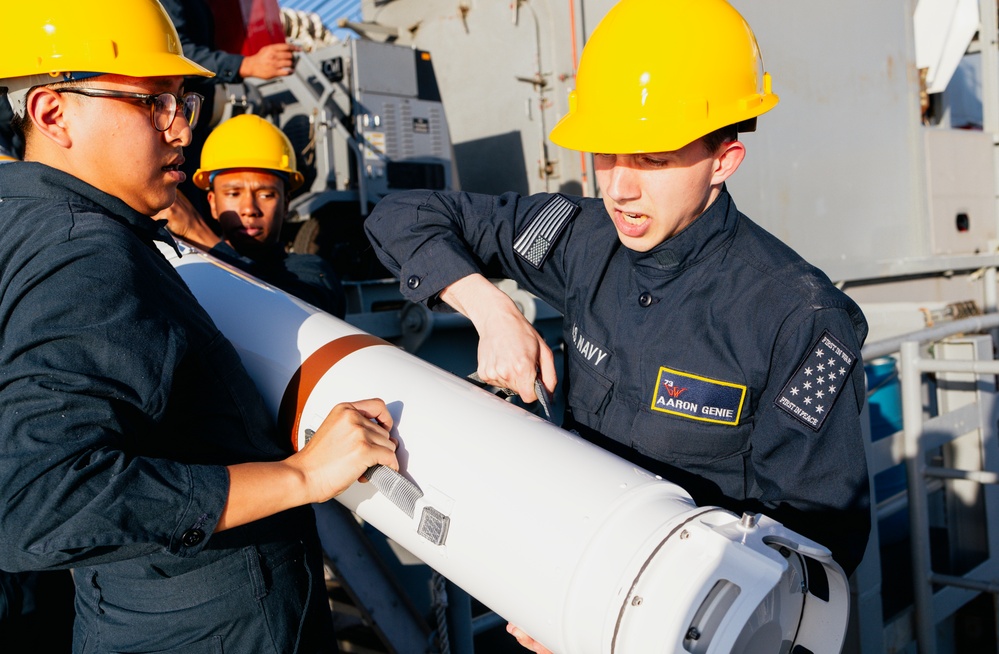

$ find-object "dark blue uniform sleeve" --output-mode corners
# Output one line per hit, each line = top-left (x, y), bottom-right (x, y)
(161, 0), (245, 83)
(207, 242), (347, 318)
(364, 189), (577, 311)
(282, 254), (347, 318)
(749, 306), (871, 575)
(0, 233), (229, 572)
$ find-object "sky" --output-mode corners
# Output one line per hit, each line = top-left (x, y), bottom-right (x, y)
(278, 0), (362, 39)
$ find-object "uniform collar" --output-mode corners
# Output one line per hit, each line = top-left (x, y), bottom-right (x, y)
(0, 161), (181, 256)
(625, 186), (739, 275)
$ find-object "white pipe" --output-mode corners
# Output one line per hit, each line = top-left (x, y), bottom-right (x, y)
(161, 242), (849, 653)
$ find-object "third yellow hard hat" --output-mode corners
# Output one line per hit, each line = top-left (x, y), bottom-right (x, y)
(193, 115), (305, 192)
(1, 0), (211, 81)
(549, 0), (778, 154)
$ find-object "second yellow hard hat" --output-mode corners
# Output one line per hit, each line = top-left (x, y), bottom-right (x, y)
(193, 115), (305, 192)
(549, 0), (779, 154)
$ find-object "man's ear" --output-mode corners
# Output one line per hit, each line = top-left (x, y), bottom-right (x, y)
(26, 88), (72, 148)
(206, 190), (220, 221)
(710, 140), (746, 186)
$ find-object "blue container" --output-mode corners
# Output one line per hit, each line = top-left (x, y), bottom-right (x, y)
(865, 357), (908, 545)
(867, 358), (902, 443)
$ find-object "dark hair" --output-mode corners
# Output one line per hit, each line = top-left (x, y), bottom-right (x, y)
(700, 123), (739, 154)
(9, 106), (30, 142)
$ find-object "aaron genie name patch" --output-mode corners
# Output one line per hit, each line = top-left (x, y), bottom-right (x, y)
(774, 330), (858, 432)
(651, 368), (747, 426)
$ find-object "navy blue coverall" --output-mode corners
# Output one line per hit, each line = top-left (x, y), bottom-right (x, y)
(365, 187), (872, 575)
(0, 162), (336, 653)
(208, 240), (347, 318)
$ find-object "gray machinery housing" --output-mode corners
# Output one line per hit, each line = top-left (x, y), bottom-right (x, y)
(237, 39), (457, 280)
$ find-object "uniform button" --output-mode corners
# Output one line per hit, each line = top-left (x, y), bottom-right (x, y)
(406, 275), (421, 290)
(638, 292), (653, 308)
(181, 529), (205, 547)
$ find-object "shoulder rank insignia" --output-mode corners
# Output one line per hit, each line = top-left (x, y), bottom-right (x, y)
(774, 330), (858, 432)
(513, 194), (579, 269)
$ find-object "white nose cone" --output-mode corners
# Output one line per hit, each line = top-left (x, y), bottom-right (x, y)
(609, 508), (847, 653)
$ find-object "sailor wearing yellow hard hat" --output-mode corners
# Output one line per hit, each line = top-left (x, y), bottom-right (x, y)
(0, 2), (398, 652)
(160, 113), (345, 317)
(365, 2), (870, 650)
(1, 0), (211, 214)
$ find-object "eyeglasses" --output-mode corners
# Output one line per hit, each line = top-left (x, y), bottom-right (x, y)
(55, 88), (204, 132)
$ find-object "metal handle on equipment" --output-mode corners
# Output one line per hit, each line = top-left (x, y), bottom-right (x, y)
(306, 428), (449, 546)
(363, 464), (423, 518)
(365, 464), (450, 546)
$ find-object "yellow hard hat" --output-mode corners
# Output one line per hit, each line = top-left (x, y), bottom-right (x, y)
(0, 0), (211, 81)
(193, 114), (305, 192)
(549, 0), (778, 154)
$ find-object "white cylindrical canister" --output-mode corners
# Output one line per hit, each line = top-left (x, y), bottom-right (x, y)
(162, 243), (849, 653)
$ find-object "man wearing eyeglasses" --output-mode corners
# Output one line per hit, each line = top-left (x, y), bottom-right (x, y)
(0, 2), (397, 652)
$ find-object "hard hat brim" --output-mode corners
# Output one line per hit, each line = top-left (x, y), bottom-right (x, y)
(550, 93), (779, 154)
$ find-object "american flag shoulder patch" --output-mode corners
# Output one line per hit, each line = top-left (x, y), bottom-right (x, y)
(513, 194), (579, 269)
(774, 330), (858, 432)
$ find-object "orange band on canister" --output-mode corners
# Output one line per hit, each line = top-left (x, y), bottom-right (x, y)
(278, 333), (390, 450)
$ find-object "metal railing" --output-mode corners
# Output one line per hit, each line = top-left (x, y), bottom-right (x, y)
(860, 314), (999, 653)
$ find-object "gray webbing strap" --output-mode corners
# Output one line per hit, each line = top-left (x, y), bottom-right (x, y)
(467, 372), (554, 422)
(533, 379), (553, 422)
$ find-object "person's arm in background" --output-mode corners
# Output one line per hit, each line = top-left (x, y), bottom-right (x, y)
(160, 0), (298, 83)
(160, 0), (246, 84)
(155, 190), (221, 249)
(239, 42), (298, 80)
